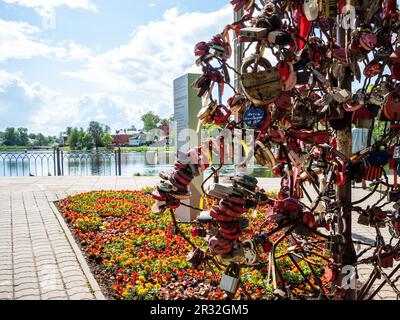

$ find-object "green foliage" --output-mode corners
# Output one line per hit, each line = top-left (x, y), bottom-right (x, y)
(88, 121), (110, 149)
(67, 128), (94, 150)
(33, 133), (49, 146)
(141, 111), (160, 132)
(17, 128), (29, 146)
(101, 132), (113, 147)
(0, 127), (54, 147)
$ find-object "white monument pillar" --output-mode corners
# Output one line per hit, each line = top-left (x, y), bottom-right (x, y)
(173, 74), (203, 222)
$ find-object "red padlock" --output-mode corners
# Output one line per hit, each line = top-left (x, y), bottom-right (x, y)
(335, 159), (347, 186)
(210, 206), (234, 222)
(194, 41), (210, 57)
(379, 246), (394, 268)
(363, 61), (383, 78)
(275, 92), (293, 110)
(382, 0), (398, 21)
(302, 211), (317, 229)
(213, 104), (232, 125)
(359, 32), (377, 51)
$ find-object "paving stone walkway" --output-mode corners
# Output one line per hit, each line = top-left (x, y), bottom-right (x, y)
(0, 176), (398, 300)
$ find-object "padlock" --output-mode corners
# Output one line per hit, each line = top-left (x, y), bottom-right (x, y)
(207, 183), (237, 199)
(220, 263), (240, 295)
(240, 56), (282, 105)
(243, 104), (267, 129)
(334, 159), (347, 186)
(393, 145), (400, 162)
(239, 27), (268, 41)
(359, 32), (377, 51)
(388, 190), (400, 203)
(210, 206), (235, 222)
(274, 91), (293, 110)
(230, 172), (258, 191)
(363, 61), (384, 78)
(332, 88), (352, 104)
(389, 212), (400, 238)
(277, 61), (297, 91)
(190, 225), (207, 238)
(213, 104), (232, 125)
(242, 240), (258, 266)
(358, 212), (370, 226)
(267, 30), (292, 46)
(383, 91), (400, 121)
(198, 100), (218, 124)
(194, 41), (210, 57)
(255, 141), (276, 169)
(379, 247), (394, 269)
(324, 237), (341, 257)
(209, 236), (234, 255)
(227, 93), (247, 113)
(186, 247), (206, 268)
(303, 0), (319, 21)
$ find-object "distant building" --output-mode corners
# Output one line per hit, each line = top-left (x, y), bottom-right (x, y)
(59, 133), (68, 146)
(112, 133), (133, 146)
(128, 132), (149, 146)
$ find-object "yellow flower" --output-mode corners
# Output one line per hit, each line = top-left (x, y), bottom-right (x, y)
(145, 283), (153, 289)
(155, 284), (161, 289)
(122, 291), (129, 297)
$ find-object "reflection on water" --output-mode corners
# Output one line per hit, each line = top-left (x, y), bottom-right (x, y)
(0, 151), (274, 178)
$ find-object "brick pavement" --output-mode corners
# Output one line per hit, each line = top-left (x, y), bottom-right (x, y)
(0, 176), (398, 300)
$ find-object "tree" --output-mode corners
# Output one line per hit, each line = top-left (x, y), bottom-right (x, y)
(141, 112), (160, 132)
(101, 133), (113, 147)
(33, 133), (48, 146)
(67, 128), (80, 149)
(88, 121), (106, 150)
(79, 130), (94, 150)
(16, 128), (29, 146)
(3, 128), (18, 146)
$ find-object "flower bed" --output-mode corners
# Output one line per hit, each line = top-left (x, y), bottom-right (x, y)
(57, 190), (326, 300)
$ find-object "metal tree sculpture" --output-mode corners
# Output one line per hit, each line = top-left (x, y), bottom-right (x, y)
(152, 0), (400, 300)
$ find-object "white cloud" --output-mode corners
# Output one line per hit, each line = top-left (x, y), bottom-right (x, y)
(63, 6), (232, 115)
(2, 0), (97, 18)
(0, 19), (92, 62)
(0, 70), (147, 134)
(0, 5), (233, 135)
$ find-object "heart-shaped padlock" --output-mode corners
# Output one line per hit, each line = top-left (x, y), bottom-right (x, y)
(240, 56), (282, 105)
(303, 0), (319, 21)
(384, 90), (400, 121)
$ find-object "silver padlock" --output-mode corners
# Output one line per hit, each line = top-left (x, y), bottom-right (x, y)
(220, 274), (240, 294)
(332, 88), (352, 103)
(243, 240), (258, 266)
(239, 27), (268, 41)
(207, 183), (237, 199)
(220, 263), (240, 295)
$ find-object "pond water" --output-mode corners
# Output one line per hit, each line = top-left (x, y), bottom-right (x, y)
(0, 151), (274, 178)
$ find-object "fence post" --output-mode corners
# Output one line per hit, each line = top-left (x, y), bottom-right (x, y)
(56, 148), (62, 176)
(53, 148), (57, 176)
(118, 147), (122, 176)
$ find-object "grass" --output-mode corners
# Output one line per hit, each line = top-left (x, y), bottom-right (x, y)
(0, 146), (53, 151)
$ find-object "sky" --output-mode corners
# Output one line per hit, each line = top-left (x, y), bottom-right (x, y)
(0, 0), (231, 135)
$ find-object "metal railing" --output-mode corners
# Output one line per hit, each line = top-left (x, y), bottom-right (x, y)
(0, 148), (122, 177)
